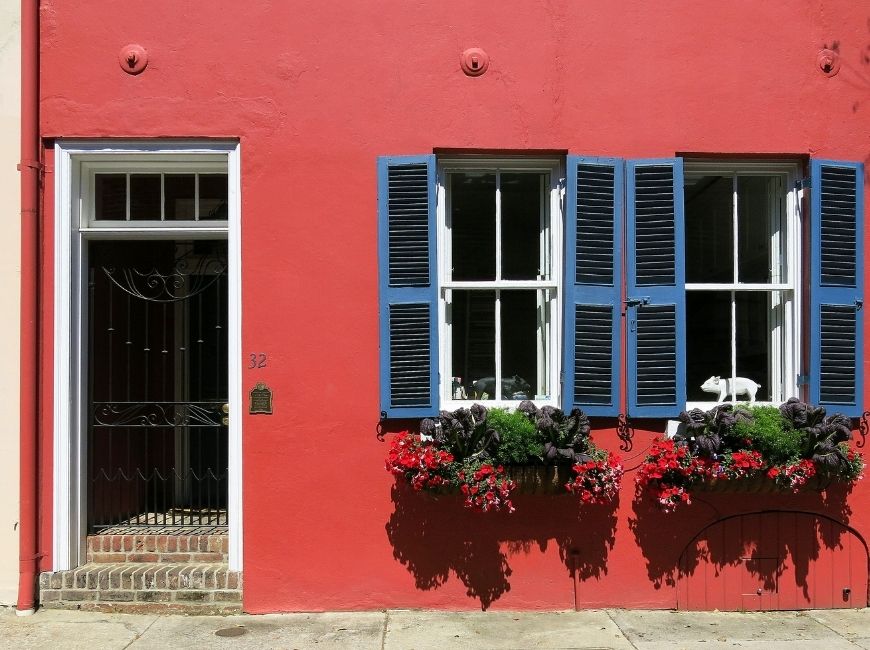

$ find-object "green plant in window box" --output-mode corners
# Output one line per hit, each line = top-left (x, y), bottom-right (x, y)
(385, 402), (624, 513)
(635, 399), (865, 512)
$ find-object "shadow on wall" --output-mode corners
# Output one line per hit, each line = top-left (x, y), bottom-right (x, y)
(385, 481), (618, 610)
(629, 482), (855, 595)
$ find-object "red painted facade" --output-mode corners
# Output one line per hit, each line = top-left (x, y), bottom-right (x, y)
(35, 1), (870, 612)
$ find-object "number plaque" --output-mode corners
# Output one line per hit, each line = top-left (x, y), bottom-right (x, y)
(249, 382), (273, 415)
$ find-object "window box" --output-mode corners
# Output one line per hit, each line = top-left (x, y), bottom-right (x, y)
(635, 400), (864, 512)
(385, 403), (623, 512)
(690, 473), (831, 494)
(503, 465), (573, 495)
(421, 465), (572, 496)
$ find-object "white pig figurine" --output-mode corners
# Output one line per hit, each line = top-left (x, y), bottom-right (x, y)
(700, 376), (760, 403)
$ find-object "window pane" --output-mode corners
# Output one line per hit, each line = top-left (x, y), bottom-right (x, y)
(164, 174), (196, 220)
(95, 174), (126, 220)
(738, 176), (778, 283)
(685, 291), (732, 401)
(685, 176), (733, 283)
(129, 174), (162, 220)
(450, 172), (496, 280)
(199, 174), (229, 220)
(501, 173), (545, 280)
(735, 291), (773, 402)
(450, 290), (495, 399)
(500, 290), (546, 400)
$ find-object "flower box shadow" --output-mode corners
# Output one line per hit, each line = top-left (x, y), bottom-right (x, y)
(629, 479), (855, 591)
(385, 478), (618, 610)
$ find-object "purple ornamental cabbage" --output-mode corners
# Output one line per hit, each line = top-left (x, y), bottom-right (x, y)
(424, 405), (498, 462)
(779, 398), (853, 469)
(518, 400), (592, 464)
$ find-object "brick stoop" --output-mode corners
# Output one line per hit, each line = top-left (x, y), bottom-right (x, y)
(39, 562), (242, 614)
(86, 534), (228, 564)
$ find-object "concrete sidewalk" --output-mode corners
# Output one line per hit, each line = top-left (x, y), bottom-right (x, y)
(2, 607), (870, 649)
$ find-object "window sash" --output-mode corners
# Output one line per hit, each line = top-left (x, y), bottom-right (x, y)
(437, 159), (562, 408)
(683, 161), (800, 407)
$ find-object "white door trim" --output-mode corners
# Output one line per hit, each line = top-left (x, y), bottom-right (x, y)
(52, 140), (243, 571)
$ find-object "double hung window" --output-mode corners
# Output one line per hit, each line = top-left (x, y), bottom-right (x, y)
(438, 160), (561, 408)
(684, 162), (798, 405)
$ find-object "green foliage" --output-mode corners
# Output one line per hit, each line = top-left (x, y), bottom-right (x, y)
(836, 443), (865, 481)
(733, 405), (802, 465)
(487, 408), (542, 465)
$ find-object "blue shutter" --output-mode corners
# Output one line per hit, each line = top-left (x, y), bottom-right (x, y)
(563, 156), (623, 416)
(378, 156), (439, 418)
(626, 159), (686, 417)
(810, 159), (864, 416)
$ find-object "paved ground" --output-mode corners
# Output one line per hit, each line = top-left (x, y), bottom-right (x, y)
(3, 607), (870, 649)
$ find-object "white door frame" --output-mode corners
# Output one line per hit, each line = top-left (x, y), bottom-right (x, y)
(52, 140), (243, 571)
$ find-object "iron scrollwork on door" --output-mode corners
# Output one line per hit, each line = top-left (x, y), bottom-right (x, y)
(92, 402), (227, 427)
(102, 248), (227, 303)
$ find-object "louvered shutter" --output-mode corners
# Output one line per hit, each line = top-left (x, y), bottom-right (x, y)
(626, 159), (686, 417)
(562, 157), (623, 415)
(377, 156), (439, 418)
(809, 160), (864, 416)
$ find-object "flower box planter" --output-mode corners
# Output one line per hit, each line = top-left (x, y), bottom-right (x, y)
(385, 403), (624, 513)
(504, 465), (572, 495)
(636, 400), (864, 512)
(425, 465), (571, 496)
(690, 474), (836, 494)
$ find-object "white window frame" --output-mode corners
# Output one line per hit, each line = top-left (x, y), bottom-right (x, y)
(683, 159), (802, 410)
(436, 157), (563, 411)
(53, 140), (243, 571)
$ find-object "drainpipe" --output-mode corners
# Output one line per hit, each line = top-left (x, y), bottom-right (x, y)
(17, 0), (39, 616)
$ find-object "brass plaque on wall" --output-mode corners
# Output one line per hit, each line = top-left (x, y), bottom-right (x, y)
(249, 382), (273, 414)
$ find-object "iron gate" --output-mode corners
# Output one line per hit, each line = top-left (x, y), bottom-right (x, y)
(87, 240), (228, 532)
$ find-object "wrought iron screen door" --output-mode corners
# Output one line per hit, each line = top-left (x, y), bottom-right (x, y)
(87, 240), (228, 532)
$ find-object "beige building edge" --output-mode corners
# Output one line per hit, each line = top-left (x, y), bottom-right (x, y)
(0, 3), (20, 607)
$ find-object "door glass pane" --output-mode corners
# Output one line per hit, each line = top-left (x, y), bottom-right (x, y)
(738, 176), (777, 283)
(450, 172), (496, 281)
(95, 174), (127, 220)
(199, 173), (229, 220)
(129, 174), (162, 220)
(164, 174), (196, 220)
(685, 291), (731, 401)
(450, 290), (495, 399)
(500, 290), (547, 399)
(501, 173), (545, 280)
(685, 176), (733, 283)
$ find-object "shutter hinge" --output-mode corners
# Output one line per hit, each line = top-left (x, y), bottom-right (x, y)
(797, 374), (810, 386)
(856, 299), (864, 311)
(795, 178), (811, 191)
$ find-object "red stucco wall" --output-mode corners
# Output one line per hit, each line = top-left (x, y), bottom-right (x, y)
(37, 1), (870, 612)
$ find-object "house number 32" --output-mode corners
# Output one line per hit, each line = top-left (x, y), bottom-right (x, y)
(248, 353), (267, 369)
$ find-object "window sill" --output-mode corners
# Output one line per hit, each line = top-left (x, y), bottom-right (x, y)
(440, 398), (560, 412)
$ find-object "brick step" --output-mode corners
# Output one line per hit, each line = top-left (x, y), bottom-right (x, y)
(87, 534), (228, 563)
(39, 562), (242, 614)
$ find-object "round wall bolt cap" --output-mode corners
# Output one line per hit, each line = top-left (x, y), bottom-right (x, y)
(119, 44), (148, 75)
(460, 48), (489, 76)
(817, 48), (840, 77)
